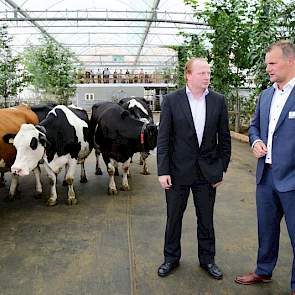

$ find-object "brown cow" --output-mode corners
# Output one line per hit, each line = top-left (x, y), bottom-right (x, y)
(0, 105), (41, 200)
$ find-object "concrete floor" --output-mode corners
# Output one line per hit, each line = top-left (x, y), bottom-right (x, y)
(0, 139), (293, 295)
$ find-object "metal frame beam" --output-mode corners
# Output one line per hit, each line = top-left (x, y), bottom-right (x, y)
(4, 0), (59, 44)
(1, 6), (207, 71)
(10, 43), (181, 48)
(0, 16), (204, 25)
(134, 0), (160, 66)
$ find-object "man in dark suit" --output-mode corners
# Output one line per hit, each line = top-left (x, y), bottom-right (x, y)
(157, 57), (231, 279)
(235, 40), (295, 295)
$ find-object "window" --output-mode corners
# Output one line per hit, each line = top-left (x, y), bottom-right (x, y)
(85, 93), (94, 100)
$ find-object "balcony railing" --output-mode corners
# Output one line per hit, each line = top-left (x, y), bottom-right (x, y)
(76, 72), (176, 85)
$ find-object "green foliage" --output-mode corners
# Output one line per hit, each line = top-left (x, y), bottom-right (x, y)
(192, 0), (253, 96)
(0, 25), (29, 107)
(280, 1), (295, 42)
(184, 0), (293, 131)
(23, 38), (77, 105)
(248, 0), (285, 101)
(168, 33), (207, 88)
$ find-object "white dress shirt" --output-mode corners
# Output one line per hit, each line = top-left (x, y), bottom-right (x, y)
(186, 85), (208, 147)
(265, 77), (295, 163)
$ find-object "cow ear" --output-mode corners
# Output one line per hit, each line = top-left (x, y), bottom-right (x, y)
(121, 110), (130, 120)
(3, 133), (16, 144)
(30, 137), (38, 150)
(141, 98), (149, 105)
(38, 133), (50, 147)
(36, 125), (46, 135)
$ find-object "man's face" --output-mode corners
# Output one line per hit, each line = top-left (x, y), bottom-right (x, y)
(186, 61), (211, 90)
(265, 47), (290, 85)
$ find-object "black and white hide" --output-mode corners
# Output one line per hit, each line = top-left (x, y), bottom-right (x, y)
(118, 97), (156, 174)
(90, 101), (158, 195)
(10, 105), (92, 206)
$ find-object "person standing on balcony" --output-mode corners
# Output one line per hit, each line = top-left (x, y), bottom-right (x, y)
(113, 69), (118, 83)
(97, 68), (102, 83)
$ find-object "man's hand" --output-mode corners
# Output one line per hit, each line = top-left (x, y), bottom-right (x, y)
(252, 141), (267, 158)
(212, 180), (223, 188)
(158, 175), (172, 189)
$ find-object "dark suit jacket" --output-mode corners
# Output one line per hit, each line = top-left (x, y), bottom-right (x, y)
(249, 85), (295, 192)
(157, 87), (231, 185)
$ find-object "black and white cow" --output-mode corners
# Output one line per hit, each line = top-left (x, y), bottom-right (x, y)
(10, 105), (92, 206)
(118, 97), (156, 174)
(90, 101), (158, 195)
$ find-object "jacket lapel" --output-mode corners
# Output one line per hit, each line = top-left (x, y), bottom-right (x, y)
(178, 88), (200, 147)
(202, 91), (214, 143)
(261, 87), (274, 138)
(274, 86), (295, 132)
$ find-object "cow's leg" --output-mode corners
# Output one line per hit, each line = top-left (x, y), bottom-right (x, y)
(62, 163), (69, 186)
(6, 174), (18, 201)
(140, 152), (150, 175)
(65, 159), (78, 205)
(33, 166), (42, 198)
(0, 172), (5, 187)
(121, 158), (131, 191)
(46, 168), (58, 206)
(114, 160), (119, 176)
(107, 159), (117, 195)
(95, 150), (103, 175)
(80, 161), (87, 183)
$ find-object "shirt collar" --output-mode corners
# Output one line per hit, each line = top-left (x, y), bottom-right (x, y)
(186, 85), (209, 99)
(273, 76), (295, 92)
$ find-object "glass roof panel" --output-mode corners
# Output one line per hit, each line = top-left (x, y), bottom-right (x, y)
(0, 0), (204, 71)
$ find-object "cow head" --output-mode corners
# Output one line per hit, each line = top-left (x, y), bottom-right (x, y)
(143, 123), (158, 151)
(11, 124), (48, 176)
(126, 98), (151, 122)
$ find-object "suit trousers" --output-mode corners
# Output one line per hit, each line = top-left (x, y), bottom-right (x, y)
(255, 166), (295, 291)
(164, 173), (216, 265)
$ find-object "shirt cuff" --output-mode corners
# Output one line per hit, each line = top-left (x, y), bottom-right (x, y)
(251, 139), (263, 149)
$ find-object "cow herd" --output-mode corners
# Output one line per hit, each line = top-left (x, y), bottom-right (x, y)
(0, 97), (158, 206)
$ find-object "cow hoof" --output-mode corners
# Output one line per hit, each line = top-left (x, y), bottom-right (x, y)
(47, 199), (57, 206)
(80, 177), (88, 183)
(95, 168), (103, 175)
(120, 185), (130, 191)
(108, 188), (118, 195)
(114, 168), (119, 176)
(140, 171), (150, 175)
(67, 198), (78, 205)
(62, 180), (67, 186)
(34, 193), (43, 199)
(4, 195), (15, 202)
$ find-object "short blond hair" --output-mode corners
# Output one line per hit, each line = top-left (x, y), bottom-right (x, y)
(184, 57), (208, 81)
(266, 40), (295, 59)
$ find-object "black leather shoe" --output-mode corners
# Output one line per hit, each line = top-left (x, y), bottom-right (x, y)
(200, 263), (223, 280)
(158, 261), (179, 277)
